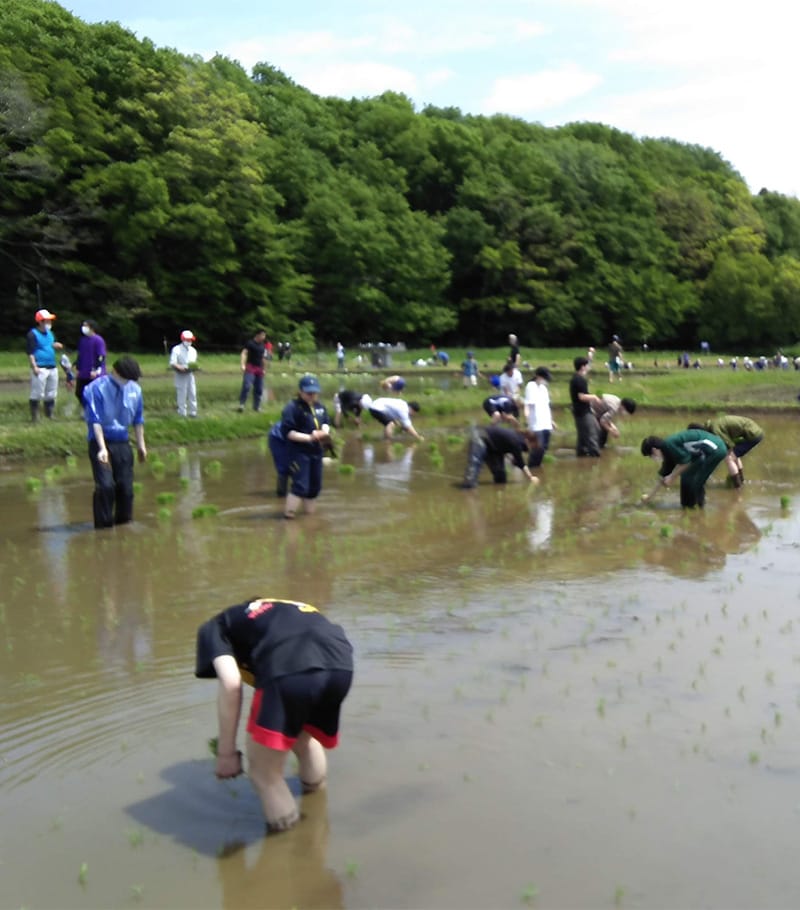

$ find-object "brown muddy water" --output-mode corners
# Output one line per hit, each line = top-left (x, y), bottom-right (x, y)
(1, 414), (800, 909)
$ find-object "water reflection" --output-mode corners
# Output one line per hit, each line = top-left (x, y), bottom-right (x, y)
(1, 417), (798, 909)
(218, 789), (343, 910)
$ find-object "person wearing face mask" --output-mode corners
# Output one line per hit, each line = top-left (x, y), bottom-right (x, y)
(169, 330), (198, 417)
(82, 356), (148, 529)
(74, 319), (107, 403)
(26, 308), (64, 421)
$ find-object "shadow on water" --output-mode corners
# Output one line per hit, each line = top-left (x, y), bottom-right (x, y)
(1, 412), (800, 908)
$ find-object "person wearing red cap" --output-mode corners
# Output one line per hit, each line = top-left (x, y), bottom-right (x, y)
(169, 330), (198, 417)
(26, 308), (63, 421)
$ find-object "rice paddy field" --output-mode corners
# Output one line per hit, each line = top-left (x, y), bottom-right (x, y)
(1, 399), (799, 909)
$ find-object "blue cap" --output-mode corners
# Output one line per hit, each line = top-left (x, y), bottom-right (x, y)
(299, 375), (321, 393)
(490, 374), (501, 388)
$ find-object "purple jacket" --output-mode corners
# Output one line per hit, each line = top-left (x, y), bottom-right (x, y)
(76, 333), (107, 380)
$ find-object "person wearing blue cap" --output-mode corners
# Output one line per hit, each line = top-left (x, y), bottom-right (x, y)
(280, 375), (332, 518)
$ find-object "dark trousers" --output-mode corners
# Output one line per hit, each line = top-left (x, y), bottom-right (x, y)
(528, 429), (551, 468)
(462, 429), (507, 487)
(89, 438), (135, 528)
(574, 412), (601, 456)
(239, 370), (264, 410)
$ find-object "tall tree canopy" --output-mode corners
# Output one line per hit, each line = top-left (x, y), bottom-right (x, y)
(1, 0), (799, 351)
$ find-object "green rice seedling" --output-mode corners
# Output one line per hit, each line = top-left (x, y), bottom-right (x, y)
(131, 885), (144, 901)
(177, 446), (188, 461)
(446, 434), (464, 446)
(65, 454), (77, 469)
(748, 751), (760, 765)
(128, 829), (144, 847)
(338, 463), (355, 475)
(25, 476), (42, 493)
(133, 481), (143, 495)
(659, 524), (673, 539)
(204, 459), (223, 478)
(156, 492), (176, 506)
(43, 465), (63, 484)
(345, 860), (359, 879)
(520, 884), (539, 904)
(149, 460), (165, 479)
(192, 504), (219, 519)
(157, 507), (171, 521)
(78, 863), (88, 886)
(614, 885), (625, 906)
(780, 495), (790, 510)
(596, 697), (606, 718)
(179, 476), (190, 489)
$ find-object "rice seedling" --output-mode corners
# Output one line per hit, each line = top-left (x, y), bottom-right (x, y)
(520, 883), (539, 904)
(130, 885), (144, 901)
(345, 860), (359, 879)
(204, 459), (223, 478)
(338, 463), (355, 475)
(179, 476), (190, 489)
(780, 495), (790, 510)
(78, 863), (88, 886)
(127, 829), (144, 847)
(132, 481), (143, 495)
(748, 751), (760, 765)
(156, 492), (176, 505)
(25, 476), (42, 493)
(192, 504), (219, 519)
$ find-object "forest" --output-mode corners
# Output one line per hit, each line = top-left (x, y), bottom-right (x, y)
(2, 0), (800, 352)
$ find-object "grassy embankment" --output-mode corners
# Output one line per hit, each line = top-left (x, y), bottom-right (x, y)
(0, 348), (797, 460)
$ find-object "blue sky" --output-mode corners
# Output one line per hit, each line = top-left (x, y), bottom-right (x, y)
(64, 0), (799, 197)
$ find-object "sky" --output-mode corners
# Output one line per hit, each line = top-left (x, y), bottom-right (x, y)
(63, 0), (800, 197)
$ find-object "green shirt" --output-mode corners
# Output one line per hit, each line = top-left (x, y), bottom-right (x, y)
(659, 429), (726, 475)
(706, 416), (763, 448)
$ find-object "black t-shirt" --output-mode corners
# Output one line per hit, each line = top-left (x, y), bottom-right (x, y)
(244, 339), (266, 367)
(509, 344), (520, 366)
(483, 425), (528, 469)
(195, 599), (353, 685)
(338, 390), (364, 416)
(570, 373), (590, 416)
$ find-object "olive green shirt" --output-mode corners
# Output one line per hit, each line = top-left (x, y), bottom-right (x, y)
(706, 416), (763, 449)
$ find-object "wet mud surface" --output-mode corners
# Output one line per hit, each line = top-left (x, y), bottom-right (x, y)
(1, 413), (800, 908)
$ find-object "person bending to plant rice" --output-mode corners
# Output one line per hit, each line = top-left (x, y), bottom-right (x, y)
(195, 598), (353, 834)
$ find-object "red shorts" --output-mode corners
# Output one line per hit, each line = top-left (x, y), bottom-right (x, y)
(247, 669), (353, 751)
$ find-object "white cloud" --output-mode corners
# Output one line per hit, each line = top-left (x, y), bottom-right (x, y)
(481, 64), (602, 115)
(296, 62), (419, 100)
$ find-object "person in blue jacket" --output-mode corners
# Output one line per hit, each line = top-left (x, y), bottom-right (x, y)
(280, 375), (332, 519)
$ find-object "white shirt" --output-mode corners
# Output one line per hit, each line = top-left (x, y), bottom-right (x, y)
(369, 397), (412, 428)
(169, 342), (197, 369)
(524, 380), (552, 431)
(499, 368), (523, 399)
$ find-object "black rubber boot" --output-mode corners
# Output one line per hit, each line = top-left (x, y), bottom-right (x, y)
(29, 400), (40, 423)
(44, 400), (55, 419)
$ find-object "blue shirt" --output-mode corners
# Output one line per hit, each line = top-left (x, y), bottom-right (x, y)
(84, 374), (144, 442)
(27, 327), (58, 367)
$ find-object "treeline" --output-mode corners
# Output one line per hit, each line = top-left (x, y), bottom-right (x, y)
(2, 0), (800, 352)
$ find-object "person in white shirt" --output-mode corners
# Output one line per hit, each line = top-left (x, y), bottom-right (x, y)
(169, 330), (198, 417)
(523, 367), (556, 468)
(498, 361), (523, 403)
(366, 397), (423, 441)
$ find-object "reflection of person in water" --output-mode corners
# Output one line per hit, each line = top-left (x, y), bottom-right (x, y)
(195, 598), (353, 833)
(217, 787), (343, 910)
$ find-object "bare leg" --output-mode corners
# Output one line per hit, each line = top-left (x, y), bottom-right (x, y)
(293, 731), (327, 792)
(284, 492), (302, 518)
(246, 739), (300, 832)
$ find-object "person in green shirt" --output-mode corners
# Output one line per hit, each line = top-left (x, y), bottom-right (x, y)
(689, 416), (764, 488)
(640, 428), (727, 508)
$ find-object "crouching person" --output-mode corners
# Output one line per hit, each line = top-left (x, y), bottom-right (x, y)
(196, 598), (354, 834)
(462, 424), (540, 489)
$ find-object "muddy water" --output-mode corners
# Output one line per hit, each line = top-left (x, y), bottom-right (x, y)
(1, 414), (800, 909)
